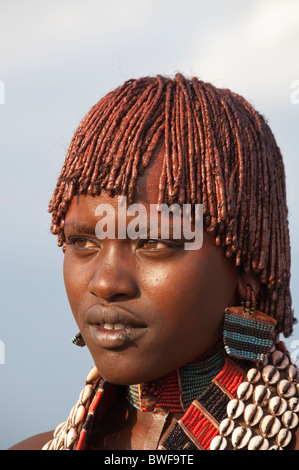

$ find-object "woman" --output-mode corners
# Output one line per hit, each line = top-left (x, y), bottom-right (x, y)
(11, 74), (299, 450)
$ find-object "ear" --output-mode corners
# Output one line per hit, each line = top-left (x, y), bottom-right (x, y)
(237, 271), (261, 301)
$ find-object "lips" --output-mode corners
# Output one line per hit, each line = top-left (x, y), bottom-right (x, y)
(85, 304), (146, 349)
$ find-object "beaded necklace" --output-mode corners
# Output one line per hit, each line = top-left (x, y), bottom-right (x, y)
(42, 340), (299, 451)
(126, 346), (225, 413)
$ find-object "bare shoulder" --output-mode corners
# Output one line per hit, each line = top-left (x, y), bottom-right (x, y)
(8, 430), (54, 450)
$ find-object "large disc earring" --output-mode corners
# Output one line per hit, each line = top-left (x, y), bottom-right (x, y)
(223, 285), (277, 362)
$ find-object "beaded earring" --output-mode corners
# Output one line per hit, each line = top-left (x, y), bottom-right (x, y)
(223, 285), (277, 362)
(72, 332), (86, 347)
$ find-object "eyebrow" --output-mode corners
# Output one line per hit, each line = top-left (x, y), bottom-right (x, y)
(64, 221), (96, 235)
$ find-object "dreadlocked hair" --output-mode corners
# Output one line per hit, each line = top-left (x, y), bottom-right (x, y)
(49, 73), (294, 337)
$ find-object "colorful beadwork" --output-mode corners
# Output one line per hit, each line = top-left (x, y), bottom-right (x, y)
(159, 358), (247, 450)
(71, 332), (86, 347)
(126, 347), (225, 413)
(223, 306), (277, 362)
(42, 342), (299, 451)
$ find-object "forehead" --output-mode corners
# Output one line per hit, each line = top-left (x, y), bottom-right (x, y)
(134, 144), (164, 204)
(66, 148), (164, 219)
(66, 146), (165, 223)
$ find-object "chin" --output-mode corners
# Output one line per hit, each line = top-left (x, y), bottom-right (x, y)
(96, 368), (144, 386)
(93, 357), (163, 386)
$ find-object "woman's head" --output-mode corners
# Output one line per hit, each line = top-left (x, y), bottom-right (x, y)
(49, 74), (294, 350)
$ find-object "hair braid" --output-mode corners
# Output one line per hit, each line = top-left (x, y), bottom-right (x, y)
(49, 74), (294, 336)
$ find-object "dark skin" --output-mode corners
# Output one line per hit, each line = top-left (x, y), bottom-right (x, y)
(9, 150), (299, 450)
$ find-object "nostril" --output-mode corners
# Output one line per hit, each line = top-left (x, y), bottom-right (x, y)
(90, 290), (131, 302)
(88, 271), (139, 301)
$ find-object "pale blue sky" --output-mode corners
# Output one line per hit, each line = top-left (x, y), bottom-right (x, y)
(1, 0), (299, 449)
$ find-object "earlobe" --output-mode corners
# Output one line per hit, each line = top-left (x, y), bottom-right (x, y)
(237, 272), (261, 301)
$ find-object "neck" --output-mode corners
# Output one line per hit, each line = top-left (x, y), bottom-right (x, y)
(126, 342), (225, 413)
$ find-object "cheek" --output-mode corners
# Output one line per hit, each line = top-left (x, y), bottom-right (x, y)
(145, 252), (238, 343)
(63, 256), (89, 318)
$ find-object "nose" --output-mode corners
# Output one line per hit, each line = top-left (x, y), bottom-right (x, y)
(88, 245), (139, 302)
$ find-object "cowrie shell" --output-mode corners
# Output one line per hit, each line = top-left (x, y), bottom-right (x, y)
(55, 427), (67, 449)
(226, 399), (245, 419)
(231, 426), (252, 449)
(219, 418), (234, 436)
(53, 421), (67, 438)
(74, 404), (86, 425)
(210, 435), (227, 450)
(277, 379), (296, 398)
(268, 396), (287, 416)
(244, 404), (263, 427)
(288, 397), (299, 413)
(248, 435), (269, 450)
(86, 367), (100, 383)
(81, 384), (94, 404)
(246, 368), (261, 384)
(275, 428), (292, 448)
(259, 415), (281, 438)
(282, 410), (299, 429)
(253, 385), (271, 407)
(65, 427), (78, 449)
(237, 382), (253, 401)
(262, 365), (280, 385)
(287, 364), (299, 382)
(271, 350), (289, 370)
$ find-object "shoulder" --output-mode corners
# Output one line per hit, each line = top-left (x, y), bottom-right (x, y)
(8, 430), (54, 450)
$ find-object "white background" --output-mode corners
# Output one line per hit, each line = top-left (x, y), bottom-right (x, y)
(0, 0), (299, 449)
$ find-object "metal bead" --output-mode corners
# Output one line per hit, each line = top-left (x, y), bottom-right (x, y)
(226, 399), (245, 419)
(246, 368), (261, 384)
(237, 382), (253, 401)
(210, 435), (227, 450)
(244, 403), (263, 427)
(259, 415), (281, 438)
(248, 435), (269, 450)
(262, 365), (280, 385)
(231, 426), (252, 449)
(268, 396), (287, 416)
(219, 418), (234, 436)
(277, 379), (296, 399)
(253, 385), (271, 407)
(282, 410), (299, 429)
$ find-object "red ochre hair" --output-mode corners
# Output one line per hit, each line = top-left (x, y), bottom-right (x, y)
(49, 74), (294, 336)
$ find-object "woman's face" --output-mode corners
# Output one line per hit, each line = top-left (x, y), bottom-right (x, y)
(63, 153), (240, 384)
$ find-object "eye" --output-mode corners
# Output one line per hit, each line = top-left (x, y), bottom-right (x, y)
(136, 239), (174, 251)
(67, 237), (98, 250)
